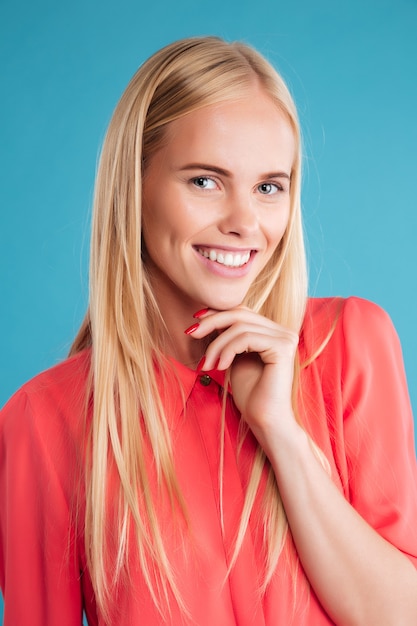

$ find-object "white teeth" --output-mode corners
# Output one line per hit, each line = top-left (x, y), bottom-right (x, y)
(198, 248), (251, 267)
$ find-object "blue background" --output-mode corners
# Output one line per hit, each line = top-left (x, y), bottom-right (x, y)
(1, 0), (416, 621)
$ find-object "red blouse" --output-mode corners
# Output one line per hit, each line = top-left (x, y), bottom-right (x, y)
(1, 297), (417, 625)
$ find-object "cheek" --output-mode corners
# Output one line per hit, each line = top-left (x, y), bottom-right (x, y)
(141, 212), (155, 250)
(142, 194), (173, 246)
(266, 208), (290, 248)
(142, 204), (187, 258)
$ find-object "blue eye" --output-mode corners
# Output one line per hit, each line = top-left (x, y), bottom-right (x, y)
(192, 177), (217, 189)
(258, 182), (280, 195)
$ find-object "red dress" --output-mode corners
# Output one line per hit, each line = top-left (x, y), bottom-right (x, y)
(1, 297), (417, 625)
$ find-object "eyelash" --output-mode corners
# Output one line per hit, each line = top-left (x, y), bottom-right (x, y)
(190, 176), (286, 195)
(258, 182), (284, 195)
(191, 176), (217, 190)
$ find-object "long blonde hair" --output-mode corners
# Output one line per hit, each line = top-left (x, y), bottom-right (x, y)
(71, 36), (310, 620)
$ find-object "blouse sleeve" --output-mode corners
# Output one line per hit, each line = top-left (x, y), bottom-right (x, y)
(0, 387), (85, 625)
(340, 297), (417, 566)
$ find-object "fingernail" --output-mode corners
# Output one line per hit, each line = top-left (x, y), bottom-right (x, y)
(193, 308), (209, 319)
(196, 356), (206, 371)
(184, 322), (200, 335)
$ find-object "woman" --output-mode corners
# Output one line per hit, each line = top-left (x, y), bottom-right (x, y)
(1, 36), (417, 625)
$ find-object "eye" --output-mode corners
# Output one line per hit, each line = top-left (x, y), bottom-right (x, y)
(191, 176), (217, 190)
(257, 182), (282, 195)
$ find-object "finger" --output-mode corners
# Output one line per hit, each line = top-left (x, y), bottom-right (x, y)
(192, 307), (213, 319)
(187, 307), (281, 339)
(204, 319), (297, 355)
(204, 325), (298, 370)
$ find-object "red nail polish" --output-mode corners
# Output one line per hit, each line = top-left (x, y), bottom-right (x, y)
(193, 308), (209, 318)
(184, 322), (200, 335)
(196, 356), (206, 371)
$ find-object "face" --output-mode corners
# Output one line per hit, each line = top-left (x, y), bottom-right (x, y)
(142, 86), (296, 316)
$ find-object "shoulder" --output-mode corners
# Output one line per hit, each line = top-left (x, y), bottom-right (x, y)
(0, 349), (91, 441)
(300, 296), (397, 362)
(303, 295), (392, 332)
(2, 348), (91, 409)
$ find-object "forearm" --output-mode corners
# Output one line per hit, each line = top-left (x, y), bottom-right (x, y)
(264, 420), (417, 626)
(193, 305), (417, 623)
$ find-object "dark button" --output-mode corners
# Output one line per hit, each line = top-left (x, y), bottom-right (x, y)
(199, 374), (212, 386)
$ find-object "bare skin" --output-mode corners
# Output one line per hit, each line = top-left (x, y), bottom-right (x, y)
(142, 86), (417, 624)
(142, 85), (293, 365)
(190, 307), (417, 625)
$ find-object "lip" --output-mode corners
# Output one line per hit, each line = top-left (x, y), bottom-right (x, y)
(193, 245), (256, 277)
(195, 245), (255, 253)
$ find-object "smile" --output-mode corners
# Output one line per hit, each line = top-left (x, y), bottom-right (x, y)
(196, 247), (251, 268)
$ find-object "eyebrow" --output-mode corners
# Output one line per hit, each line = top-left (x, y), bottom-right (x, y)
(177, 163), (291, 180)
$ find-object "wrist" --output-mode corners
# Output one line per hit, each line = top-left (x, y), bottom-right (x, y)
(250, 410), (308, 462)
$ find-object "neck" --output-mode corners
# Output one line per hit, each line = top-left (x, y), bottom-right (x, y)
(151, 291), (208, 369)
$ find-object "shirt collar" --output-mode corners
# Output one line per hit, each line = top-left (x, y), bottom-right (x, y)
(156, 356), (227, 421)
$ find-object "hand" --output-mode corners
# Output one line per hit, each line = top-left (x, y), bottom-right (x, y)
(187, 307), (299, 452)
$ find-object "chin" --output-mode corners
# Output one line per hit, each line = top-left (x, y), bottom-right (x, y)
(206, 295), (246, 311)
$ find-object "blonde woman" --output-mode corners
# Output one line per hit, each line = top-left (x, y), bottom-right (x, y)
(1, 36), (417, 625)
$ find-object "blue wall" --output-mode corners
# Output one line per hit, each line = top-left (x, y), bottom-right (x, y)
(1, 0), (416, 620)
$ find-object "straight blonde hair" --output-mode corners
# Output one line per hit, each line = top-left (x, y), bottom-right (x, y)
(71, 36), (315, 621)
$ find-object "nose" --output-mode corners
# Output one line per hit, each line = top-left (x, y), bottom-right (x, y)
(218, 191), (259, 238)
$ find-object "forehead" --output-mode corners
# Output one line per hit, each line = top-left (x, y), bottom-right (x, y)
(160, 91), (296, 172)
